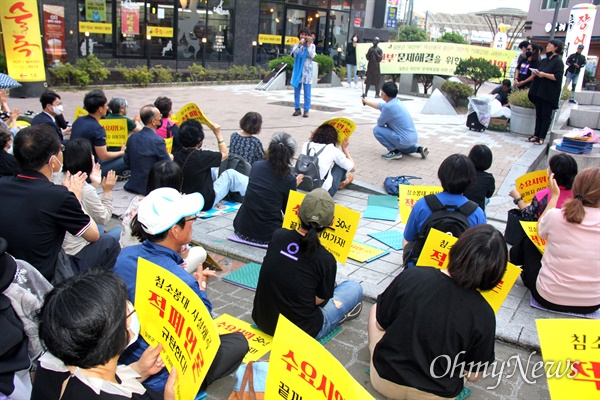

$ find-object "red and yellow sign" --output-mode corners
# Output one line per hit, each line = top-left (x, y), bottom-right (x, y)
(1, 0), (47, 82)
(266, 315), (375, 399)
(399, 185), (443, 224)
(99, 118), (128, 147)
(135, 258), (220, 400)
(43, 5), (66, 63)
(282, 190), (360, 264)
(121, 4), (139, 35)
(515, 170), (548, 204)
(520, 221), (546, 254)
(321, 117), (356, 145)
(172, 103), (214, 130)
(147, 26), (174, 38)
(214, 314), (272, 363)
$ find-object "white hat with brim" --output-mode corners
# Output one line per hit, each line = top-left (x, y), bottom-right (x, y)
(138, 188), (204, 235)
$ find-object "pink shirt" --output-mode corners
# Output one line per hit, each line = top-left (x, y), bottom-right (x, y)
(537, 207), (600, 307)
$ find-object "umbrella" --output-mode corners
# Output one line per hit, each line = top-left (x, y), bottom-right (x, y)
(0, 73), (22, 90)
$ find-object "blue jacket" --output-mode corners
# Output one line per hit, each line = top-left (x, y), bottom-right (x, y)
(123, 127), (170, 194)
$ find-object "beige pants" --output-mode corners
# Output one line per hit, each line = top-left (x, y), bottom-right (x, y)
(367, 305), (451, 400)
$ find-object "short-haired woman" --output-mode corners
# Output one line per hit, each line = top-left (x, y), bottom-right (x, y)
(229, 112), (265, 165)
(369, 224), (507, 399)
(233, 133), (302, 245)
(464, 144), (496, 212)
(32, 270), (176, 399)
(106, 97), (142, 134)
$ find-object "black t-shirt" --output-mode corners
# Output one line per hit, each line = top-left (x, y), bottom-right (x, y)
(491, 86), (511, 106)
(0, 171), (91, 281)
(0, 150), (21, 177)
(233, 161), (296, 243)
(31, 366), (160, 400)
(516, 59), (540, 89)
(464, 170), (495, 211)
(71, 115), (107, 159)
(0, 295), (30, 396)
(174, 148), (221, 211)
(252, 229), (336, 337)
(529, 55), (564, 109)
(374, 267), (496, 398)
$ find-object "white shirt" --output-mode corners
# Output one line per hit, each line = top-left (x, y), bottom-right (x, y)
(301, 142), (354, 191)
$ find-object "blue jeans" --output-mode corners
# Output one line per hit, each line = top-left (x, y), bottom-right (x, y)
(212, 169), (249, 207)
(315, 281), (363, 340)
(97, 224), (122, 241)
(373, 125), (418, 153)
(100, 156), (127, 176)
(328, 164), (347, 198)
(294, 83), (311, 112)
(564, 71), (579, 91)
(346, 64), (358, 85)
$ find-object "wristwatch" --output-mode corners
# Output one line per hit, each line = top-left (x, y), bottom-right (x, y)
(513, 197), (523, 205)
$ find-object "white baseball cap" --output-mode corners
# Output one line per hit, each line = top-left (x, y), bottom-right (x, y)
(138, 188), (204, 235)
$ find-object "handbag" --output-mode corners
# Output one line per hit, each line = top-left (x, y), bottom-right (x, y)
(383, 175), (421, 196)
(228, 361), (268, 400)
(504, 208), (533, 246)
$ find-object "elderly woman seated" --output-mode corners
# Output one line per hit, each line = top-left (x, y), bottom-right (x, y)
(31, 270), (176, 400)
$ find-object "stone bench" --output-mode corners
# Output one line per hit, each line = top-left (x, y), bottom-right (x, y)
(570, 92), (600, 129)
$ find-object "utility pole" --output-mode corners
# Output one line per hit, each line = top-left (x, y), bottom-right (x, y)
(549, 0), (561, 40)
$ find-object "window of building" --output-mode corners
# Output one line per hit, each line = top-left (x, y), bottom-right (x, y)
(257, 2), (286, 64)
(541, 0), (570, 10)
(77, 0), (114, 58)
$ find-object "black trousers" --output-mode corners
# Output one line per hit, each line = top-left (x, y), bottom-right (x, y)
(71, 235), (121, 273)
(201, 332), (248, 391)
(533, 98), (555, 140)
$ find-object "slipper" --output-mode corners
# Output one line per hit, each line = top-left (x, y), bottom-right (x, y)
(533, 138), (545, 145)
(526, 136), (537, 142)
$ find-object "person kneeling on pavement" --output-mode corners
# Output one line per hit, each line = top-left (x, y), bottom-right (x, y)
(362, 82), (428, 160)
(252, 188), (363, 339)
(114, 188), (248, 394)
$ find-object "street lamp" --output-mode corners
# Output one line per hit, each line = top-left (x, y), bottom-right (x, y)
(252, 41), (257, 67)
(201, 37), (207, 68)
(146, 34), (152, 68)
(84, 31), (90, 57)
(337, 46), (342, 67)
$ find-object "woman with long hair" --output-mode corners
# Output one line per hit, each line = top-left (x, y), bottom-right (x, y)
(233, 133), (302, 245)
(514, 42), (541, 90)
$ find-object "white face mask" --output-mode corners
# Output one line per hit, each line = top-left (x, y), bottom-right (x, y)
(50, 155), (62, 173)
(127, 302), (140, 348)
(52, 105), (64, 115)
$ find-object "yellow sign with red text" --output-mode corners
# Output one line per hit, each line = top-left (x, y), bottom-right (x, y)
(399, 185), (443, 224)
(536, 319), (600, 400)
(320, 118), (356, 145)
(172, 103), (214, 130)
(266, 315), (375, 400)
(520, 221), (546, 254)
(135, 258), (220, 400)
(282, 190), (360, 264)
(99, 118), (128, 147)
(214, 314), (272, 363)
(1, 0), (47, 82)
(515, 170), (548, 204)
(348, 241), (387, 263)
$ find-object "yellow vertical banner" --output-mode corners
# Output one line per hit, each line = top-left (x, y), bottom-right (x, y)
(266, 314), (375, 400)
(320, 117), (356, 145)
(479, 262), (521, 313)
(515, 170), (548, 204)
(99, 118), (128, 147)
(519, 221), (546, 254)
(282, 190), (360, 263)
(536, 319), (600, 400)
(172, 103), (214, 130)
(135, 258), (220, 400)
(73, 106), (88, 121)
(214, 314), (272, 363)
(1, 0), (47, 82)
(399, 185), (443, 224)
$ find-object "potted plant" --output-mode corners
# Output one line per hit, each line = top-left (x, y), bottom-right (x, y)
(508, 89), (535, 136)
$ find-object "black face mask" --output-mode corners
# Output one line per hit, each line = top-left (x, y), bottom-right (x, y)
(546, 51), (554, 57)
(525, 51), (533, 58)
(155, 118), (163, 130)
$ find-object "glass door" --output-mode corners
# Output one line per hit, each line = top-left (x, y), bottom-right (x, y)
(283, 6), (329, 55)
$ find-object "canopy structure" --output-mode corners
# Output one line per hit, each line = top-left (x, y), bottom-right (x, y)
(475, 8), (528, 50)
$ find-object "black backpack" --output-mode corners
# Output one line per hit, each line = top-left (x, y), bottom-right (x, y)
(404, 194), (478, 267)
(294, 143), (327, 192)
(218, 154), (252, 203)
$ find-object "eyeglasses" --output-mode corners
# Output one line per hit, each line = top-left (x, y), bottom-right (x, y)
(185, 216), (198, 223)
(59, 144), (65, 152)
(126, 301), (136, 318)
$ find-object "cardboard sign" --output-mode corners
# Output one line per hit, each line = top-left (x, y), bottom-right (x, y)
(515, 170), (548, 204)
(416, 229), (521, 313)
(520, 221), (546, 254)
(172, 103), (214, 130)
(164, 136), (174, 154)
(135, 258), (220, 400)
(99, 118), (128, 147)
(399, 185), (443, 224)
(73, 106), (88, 121)
(320, 117), (356, 145)
(214, 314), (272, 363)
(348, 241), (388, 263)
(282, 190), (360, 264)
(536, 319), (600, 400)
(266, 315), (375, 400)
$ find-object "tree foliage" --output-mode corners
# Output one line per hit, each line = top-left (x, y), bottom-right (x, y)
(396, 25), (428, 42)
(437, 32), (468, 44)
(454, 58), (502, 95)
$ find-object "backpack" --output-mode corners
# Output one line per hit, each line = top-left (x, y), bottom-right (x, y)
(383, 175), (421, 196)
(219, 154), (252, 203)
(404, 194), (478, 267)
(294, 143), (327, 192)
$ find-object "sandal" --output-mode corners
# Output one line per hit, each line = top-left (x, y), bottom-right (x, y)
(533, 138), (545, 145)
(526, 136), (537, 142)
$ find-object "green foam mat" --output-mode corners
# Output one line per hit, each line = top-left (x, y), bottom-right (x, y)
(368, 230), (404, 250)
(367, 195), (399, 209)
(456, 387), (472, 400)
(222, 262), (261, 291)
(318, 325), (342, 345)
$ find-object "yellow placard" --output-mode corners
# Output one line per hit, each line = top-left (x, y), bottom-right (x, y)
(356, 42), (517, 76)
(172, 103), (214, 130)
(78, 21), (112, 34)
(399, 185), (443, 224)
(164, 136), (174, 154)
(416, 228), (521, 313)
(321, 118), (356, 145)
(135, 258), (220, 400)
(515, 170), (548, 204)
(73, 106), (88, 121)
(416, 228), (457, 269)
(266, 315), (375, 400)
(85, 0), (106, 22)
(536, 319), (600, 400)
(258, 33), (299, 45)
(1, 0), (47, 82)
(348, 241), (387, 263)
(282, 190), (360, 264)
(214, 314), (272, 363)
(99, 118), (128, 147)
(519, 221), (546, 254)
(479, 262), (521, 314)
(147, 26), (174, 38)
